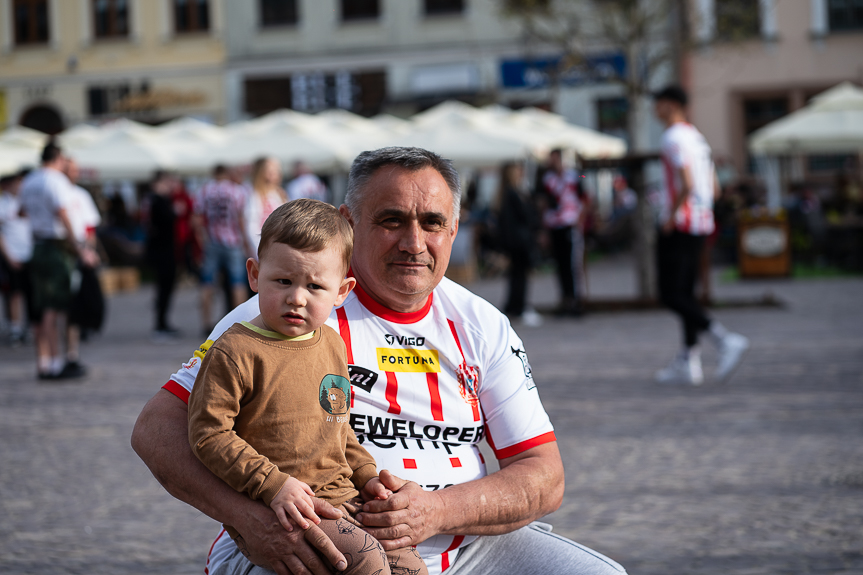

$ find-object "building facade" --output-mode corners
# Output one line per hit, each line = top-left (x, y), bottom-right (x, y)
(222, 0), (655, 143)
(687, 0), (863, 177)
(0, 0), (228, 133)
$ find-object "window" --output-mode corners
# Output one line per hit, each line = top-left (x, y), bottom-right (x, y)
(715, 0), (760, 41)
(596, 97), (629, 142)
(341, 0), (379, 21)
(828, 0), (863, 31)
(93, 0), (129, 39)
(244, 71), (386, 117)
(13, 0), (49, 46)
(743, 96), (788, 172)
(425, 0), (464, 16)
(88, 84), (132, 116)
(174, 0), (209, 33)
(260, 0), (297, 27)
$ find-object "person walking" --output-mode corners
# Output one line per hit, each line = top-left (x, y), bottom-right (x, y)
(653, 85), (749, 385)
(19, 141), (97, 380)
(145, 171), (180, 340)
(193, 165), (252, 335)
(497, 161), (542, 326)
(244, 156), (287, 256)
(540, 149), (585, 316)
(0, 171), (33, 346)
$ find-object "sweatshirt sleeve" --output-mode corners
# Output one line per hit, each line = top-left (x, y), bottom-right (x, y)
(187, 345), (291, 505)
(344, 427), (378, 491)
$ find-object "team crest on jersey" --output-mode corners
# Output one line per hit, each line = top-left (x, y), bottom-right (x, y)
(319, 374), (351, 416)
(182, 358), (199, 370)
(456, 362), (480, 407)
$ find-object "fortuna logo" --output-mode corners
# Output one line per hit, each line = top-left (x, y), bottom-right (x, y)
(384, 334), (425, 347)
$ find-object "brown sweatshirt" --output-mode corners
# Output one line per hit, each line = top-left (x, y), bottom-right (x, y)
(188, 322), (378, 531)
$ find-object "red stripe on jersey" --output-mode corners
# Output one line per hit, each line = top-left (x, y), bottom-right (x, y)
(492, 431), (557, 460)
(385, 371), (401, 414)
(478, 452), (485, 464)
(336, 307), (355, 408)
(336, 307), (354, 363)
(403, 459), (417, 469)
(441, 535), (465, 570)
(450, 457), (462, 468)
(427, 372), (444, 421)
(162, 380), (190, 404)
(447, 319), (466, 360)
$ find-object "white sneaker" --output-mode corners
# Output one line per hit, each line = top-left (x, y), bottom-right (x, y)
(655, 353), (704, 385)
(715, 333), (750, 382)
(520, 309), (544, 328)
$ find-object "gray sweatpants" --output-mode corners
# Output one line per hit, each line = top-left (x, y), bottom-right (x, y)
(213, 522), (625, 575)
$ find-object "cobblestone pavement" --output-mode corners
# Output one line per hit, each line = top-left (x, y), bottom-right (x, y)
(1, 261), (861, 574)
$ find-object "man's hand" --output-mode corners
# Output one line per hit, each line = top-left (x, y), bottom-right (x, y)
(270, 477), (320, 531)
(356, 470), (444, 551)
(236, 497), (346, 575)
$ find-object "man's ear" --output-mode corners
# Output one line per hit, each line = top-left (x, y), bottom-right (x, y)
(339, 205), (355, 227)
(334, 276), (357, 307)
(246, 258), (260, 293)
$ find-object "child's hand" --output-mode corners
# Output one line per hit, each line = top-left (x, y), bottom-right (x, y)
(360, 475), (393, 502)
(269, 477), (320, 531)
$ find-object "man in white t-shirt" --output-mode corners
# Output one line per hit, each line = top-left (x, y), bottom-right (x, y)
(653, 86), (749, 385)
(132, 147), (626, 575)
(19, 142), (98, 380)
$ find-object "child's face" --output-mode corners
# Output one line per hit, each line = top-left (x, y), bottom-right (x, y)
(247, 242), (354, 338)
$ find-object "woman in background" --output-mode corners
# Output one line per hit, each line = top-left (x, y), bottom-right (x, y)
(245, 157), (287, 257)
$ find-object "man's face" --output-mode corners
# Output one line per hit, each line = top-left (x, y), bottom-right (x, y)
(654, 99), (674, 124)
(342, 166), (458, 313)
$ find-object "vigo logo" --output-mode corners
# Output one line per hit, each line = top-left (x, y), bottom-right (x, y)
(384, 334), (426, 347)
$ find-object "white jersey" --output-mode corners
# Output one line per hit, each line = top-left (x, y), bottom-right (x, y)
(660, 122), (715, 236)
(287, 173), (328, 202)
(0, 192), (33, 263)
(165, 277), (555, 575)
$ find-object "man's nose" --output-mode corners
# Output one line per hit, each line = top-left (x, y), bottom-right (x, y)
(398, 221), (425, 254)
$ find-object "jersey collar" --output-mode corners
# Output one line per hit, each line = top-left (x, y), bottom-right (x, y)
(349, 270), (434, 324)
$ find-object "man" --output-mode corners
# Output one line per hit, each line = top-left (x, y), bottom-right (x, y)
(145, 170), (180, 340)
(132, 147), (626, 575)
(19, 142), (97, 379)
(62, 158), (103, 377)
(0, 171), (32, 346)
(194, 165), (253, 335)
(540, 149), (585, 316)
(653, 86), (749, 385)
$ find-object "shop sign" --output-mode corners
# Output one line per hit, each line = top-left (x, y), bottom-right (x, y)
(113, 88), (207, 112)
(500, 52), (626, 89)
(742, 225), (787, 258)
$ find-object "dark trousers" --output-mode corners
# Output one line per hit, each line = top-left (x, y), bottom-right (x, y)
(550, 227), (577, 302)
(657, 231), (712, 347)
(151, 250), (176, 331)
(504, 249), (530, 316)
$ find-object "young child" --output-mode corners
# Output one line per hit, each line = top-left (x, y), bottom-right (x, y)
(188, 199), (427, 575)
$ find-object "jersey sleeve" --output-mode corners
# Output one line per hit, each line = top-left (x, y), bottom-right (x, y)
(187, 345), (290, 505)
(163, 296), (261, 403)
(476, 318), (556, 460)
(663, 130), (686, 169)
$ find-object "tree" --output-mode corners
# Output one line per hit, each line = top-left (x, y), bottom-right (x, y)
(502, 0), (686, 151)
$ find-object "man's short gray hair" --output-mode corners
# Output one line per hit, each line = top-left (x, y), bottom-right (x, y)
(345, 147), (461, 228)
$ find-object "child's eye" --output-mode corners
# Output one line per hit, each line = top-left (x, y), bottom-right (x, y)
(309, 283), (323, 290)
(277, 279), (291, 286)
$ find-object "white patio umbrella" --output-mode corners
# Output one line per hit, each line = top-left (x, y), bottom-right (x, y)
(749, 82), (863, 154)
(214, 109), (343, 172)
(0, 126), (47, 174)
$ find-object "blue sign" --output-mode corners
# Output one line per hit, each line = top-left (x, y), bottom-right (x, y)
(501, 53), (626, 89)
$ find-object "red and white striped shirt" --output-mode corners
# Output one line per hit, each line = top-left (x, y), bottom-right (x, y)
(195, 179), (249, 247)
(541, 168), (581, 229)
(165, 277), (556, 574)
(660, 122), (715, 236)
